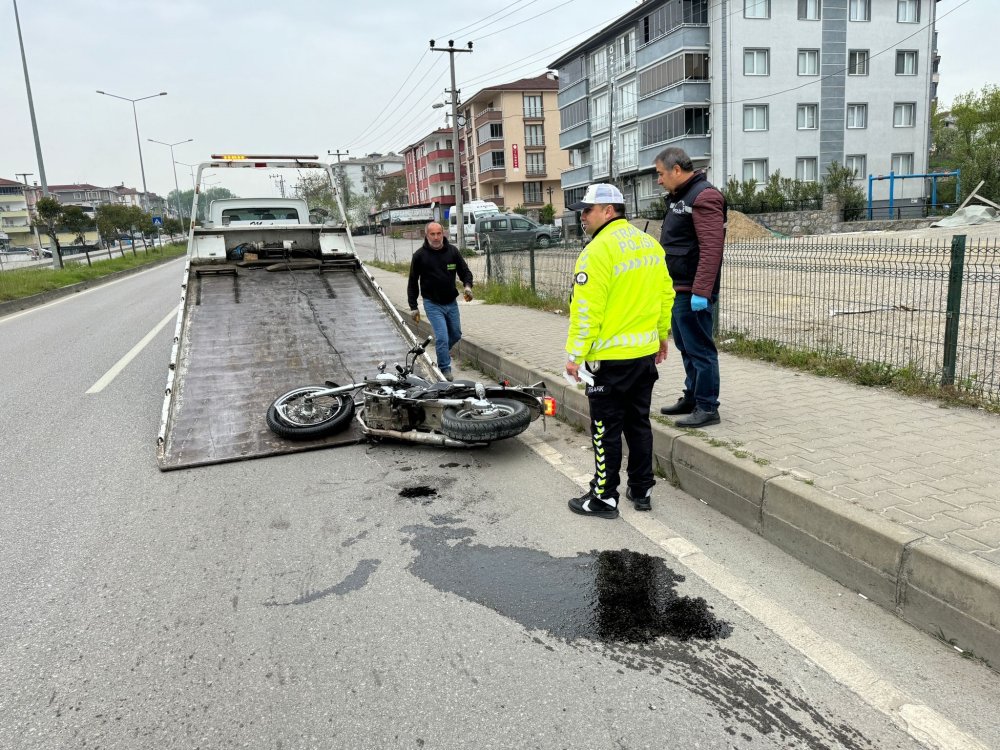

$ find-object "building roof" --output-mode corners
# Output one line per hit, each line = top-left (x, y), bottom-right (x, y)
(549, 3), (654, 69)
(463, 73), (559, 106)
(403, 128), (454, 154)
(47, 183), (107, 192)
(0, 177), (25, 188)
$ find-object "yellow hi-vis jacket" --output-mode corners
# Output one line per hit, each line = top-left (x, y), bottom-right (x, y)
(565, 218), (675, 364)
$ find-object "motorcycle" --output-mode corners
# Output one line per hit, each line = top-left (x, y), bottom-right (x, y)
(266, 337), (556, 447)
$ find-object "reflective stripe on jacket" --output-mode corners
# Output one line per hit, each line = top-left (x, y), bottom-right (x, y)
(565, 218), (675, 363)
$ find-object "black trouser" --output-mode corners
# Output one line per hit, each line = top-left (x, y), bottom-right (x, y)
(585, 355), (659, 501)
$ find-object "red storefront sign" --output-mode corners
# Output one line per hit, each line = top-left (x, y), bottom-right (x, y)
(512, 143), (520, 171)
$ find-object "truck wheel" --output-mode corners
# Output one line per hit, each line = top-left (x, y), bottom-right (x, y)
(536, 235), (551, 248)
(441, 398), (531, 443)
(266, 386), (356, 439)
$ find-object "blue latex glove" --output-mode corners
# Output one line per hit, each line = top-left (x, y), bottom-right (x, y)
(691, 294), (710, 312)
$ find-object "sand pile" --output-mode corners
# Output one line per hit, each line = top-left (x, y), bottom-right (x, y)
(726, 210), (772, 242)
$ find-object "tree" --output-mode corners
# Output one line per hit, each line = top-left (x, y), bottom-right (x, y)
(295, 173), (342, 222)
(95, 203), (136, 255)
(33, 196), (65, 267)
(539, 203), (555, 224)
(823, 162), (865, 220)
(933, 85), (1000, 204)
(60, 205), (95, 245)
(376, 174), (407, 209)
(163, 217), (183, 236)
(166, 186), (237, 222)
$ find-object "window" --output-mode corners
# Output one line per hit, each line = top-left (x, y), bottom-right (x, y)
(616, 79), (637, 120)
(849, 0), (870, 21)
(848, 49), (869, 76)
(743, 159), (768, 183)
(592, 138), (610, 176)
(797, 103), (818, 130)
(639, 107), (709, 147)
(798, 49), (819, 76)
(893, 102), (916, 127)
(897, 0), (919, 22)
(615, 31), (635, 73)
(798, 0), (821, 19)
(896, 50), (918, 75)
(891, 153), (914, 174)
(589, 47), (608, 86)
(743, 104), (768, 131)
(526, 152), (546, 176)
(638, 52), (709, 97)
(524, 124), (544, 147)
(744, 48), (769, 76)
(846, 103), (867, 129)
(591, 92), (609, 132)
(478, 151), (505, 171)
(618, 127), (639, 170)
(476, 122), (504, 144)
(523, 181), (543, 204)
(560, 98), (589, 130)
(796, 157), (818, 182)
(523, 95), (543, 118)
(845, 154), (866, 179)
(745, 0), (769, 18)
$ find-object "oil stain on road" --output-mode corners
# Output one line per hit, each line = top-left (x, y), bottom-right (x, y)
(403, 521), (873, 750)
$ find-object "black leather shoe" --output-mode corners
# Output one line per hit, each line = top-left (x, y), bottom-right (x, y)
(626, 487), (652, 511)
(675, 408), (721, 428)
(660, 397), (695, 416)
(568, 490), (619, 519)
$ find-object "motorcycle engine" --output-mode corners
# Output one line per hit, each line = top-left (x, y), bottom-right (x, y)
(364, 389), (420, 431)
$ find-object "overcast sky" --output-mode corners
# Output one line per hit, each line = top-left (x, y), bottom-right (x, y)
(1, 0), (992, 198)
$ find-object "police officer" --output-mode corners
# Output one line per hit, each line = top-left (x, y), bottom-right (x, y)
(564, 184), (675, 519)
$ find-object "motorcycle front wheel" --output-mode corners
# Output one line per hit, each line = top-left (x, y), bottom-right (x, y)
(266, 386), (356, 440)
(441, 397), (531, 443)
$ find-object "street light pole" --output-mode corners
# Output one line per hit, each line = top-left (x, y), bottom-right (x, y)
(96, 89), (167, 212)
(430, 39), (472, 249)
(148, 138), (193, 231)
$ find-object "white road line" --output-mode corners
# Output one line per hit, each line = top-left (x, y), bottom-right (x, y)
(518, 433), (989, 750)
(0, 256), (184, 325)
(86, 309), (177, 394)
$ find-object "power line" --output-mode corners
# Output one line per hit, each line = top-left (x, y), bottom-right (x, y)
(472, 0), (576, 42)
(439, 0), (534, 38)
(344, 50), (432, 148)
(351, 63), (451, 152)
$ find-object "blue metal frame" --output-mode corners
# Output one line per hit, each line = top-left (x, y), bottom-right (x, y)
(867, 170), (961, 219)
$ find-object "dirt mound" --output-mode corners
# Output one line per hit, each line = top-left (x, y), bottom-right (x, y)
(726, 210), (772, 242)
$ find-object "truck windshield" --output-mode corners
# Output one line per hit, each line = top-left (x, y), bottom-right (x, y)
(222, 208), (299, 224)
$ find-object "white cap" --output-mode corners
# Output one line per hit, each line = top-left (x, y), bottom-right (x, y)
(568, 183), (625, 210)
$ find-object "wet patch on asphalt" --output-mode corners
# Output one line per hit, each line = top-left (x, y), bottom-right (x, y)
(263, 558), (380, 606)
(399, 486), (437, 499)
(403, 521), (874, 750)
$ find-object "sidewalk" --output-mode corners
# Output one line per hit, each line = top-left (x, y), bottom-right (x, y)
(366, 265), (1000, 669)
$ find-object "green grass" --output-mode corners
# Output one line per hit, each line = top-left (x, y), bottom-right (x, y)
(0, 243), (187, 302)
(367, 259), (410, 275)
(718, 332), (999, 413)
(477, 278), (568, 312)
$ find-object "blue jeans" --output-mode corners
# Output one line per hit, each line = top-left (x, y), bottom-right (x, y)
(423, 299), (463, 371)
(671, 292), (720, 411)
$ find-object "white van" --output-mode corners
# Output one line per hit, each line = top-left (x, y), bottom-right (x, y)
(448, 200), (499, 247)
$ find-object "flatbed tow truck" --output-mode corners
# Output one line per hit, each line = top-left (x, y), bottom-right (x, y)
(156, 155), (438, 470)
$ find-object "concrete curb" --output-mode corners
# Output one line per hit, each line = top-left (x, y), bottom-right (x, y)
(0, 254), (183, 319)
(403, 307), (999, 669)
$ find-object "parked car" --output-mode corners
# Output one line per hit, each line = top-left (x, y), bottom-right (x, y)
(475, 214), (561, 252)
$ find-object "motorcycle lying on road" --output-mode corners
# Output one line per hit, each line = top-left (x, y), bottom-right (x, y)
(266, 337), (556, 447)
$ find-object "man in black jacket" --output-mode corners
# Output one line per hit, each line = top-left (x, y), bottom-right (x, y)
(407, 222), (474, 382)
(655, 147), (727, 428)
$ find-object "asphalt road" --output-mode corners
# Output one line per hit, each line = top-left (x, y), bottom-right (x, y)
(1, 259), (997, 750)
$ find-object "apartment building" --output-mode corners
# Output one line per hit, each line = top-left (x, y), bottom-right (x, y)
(0, 178), (33, 246)
(458, 73), (570, 217)
(335, 152), (405, 200)
(402, 129), (460, 211)
(550, 0), (939, 213)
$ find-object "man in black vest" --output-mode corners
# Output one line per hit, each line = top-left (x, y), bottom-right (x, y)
(654, 147), (727, 427)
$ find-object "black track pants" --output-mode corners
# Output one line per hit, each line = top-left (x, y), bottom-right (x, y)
(585, 355), (658, 501)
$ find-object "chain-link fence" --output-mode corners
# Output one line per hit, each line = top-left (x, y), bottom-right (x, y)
(720, 235), (1000, 401)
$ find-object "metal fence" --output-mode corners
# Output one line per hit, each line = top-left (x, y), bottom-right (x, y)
(462, 233), (1000, 402)
(720, 235), (1000, 401)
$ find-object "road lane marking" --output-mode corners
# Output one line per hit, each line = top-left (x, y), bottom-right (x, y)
(0, 256), (185, 325)
(518, 432), (989, 750)
(86, 309), (177, 394)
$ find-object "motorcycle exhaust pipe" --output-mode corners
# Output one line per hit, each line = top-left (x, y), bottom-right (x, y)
(361, 425), (485, 448)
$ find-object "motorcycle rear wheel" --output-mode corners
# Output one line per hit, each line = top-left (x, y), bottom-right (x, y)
(266, 386), (356, 440)
(441, 397), (531, 443)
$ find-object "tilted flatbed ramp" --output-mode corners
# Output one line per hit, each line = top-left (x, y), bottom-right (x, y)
(157, 257), (435, 470)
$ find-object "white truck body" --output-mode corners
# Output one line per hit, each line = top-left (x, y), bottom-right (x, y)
(158, 154), (436, 470)
(448, 200), (500, 246)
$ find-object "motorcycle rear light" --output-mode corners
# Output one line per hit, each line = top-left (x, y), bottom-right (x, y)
(542, 396), (557, 416)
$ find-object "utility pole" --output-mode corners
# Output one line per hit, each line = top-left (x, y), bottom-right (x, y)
(328, 149), (350, 216)
(327, 149), (349, 163)
(430, 39), (472, 249)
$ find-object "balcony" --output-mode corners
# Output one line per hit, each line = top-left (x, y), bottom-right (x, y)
(523, 108), (544, 122)
(617, 151), (639, 172)
(474, 108), (502, 126)
(524, 138), (545, 150)
(425, 148), (454, 162)
(428, 172), (455, 185)
(479, 166), (507, 183)
(525, 167), (547, 178)
(561, 163), (592, 189)
(476, 139), (505, 157)
(612, 55), (635, 76)
(591, 114), (610, 134)
(590, 69), (608, 88)
(523, 193), (544, 206)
